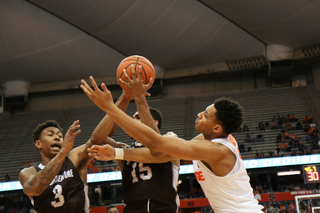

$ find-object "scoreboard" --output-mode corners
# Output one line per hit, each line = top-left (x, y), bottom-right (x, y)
(302, 164), (320, 183)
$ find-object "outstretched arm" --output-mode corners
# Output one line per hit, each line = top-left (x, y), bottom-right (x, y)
(19, 121), (81, 197)
(90, 93), (132, 147)
(87, 144), (177, 164)
(120, 66), (159, 134)
(69, 84), (132, 171)
(120, 66), (164, 156)
(80, 77), (224, 162)
(91, 65), (154, 146)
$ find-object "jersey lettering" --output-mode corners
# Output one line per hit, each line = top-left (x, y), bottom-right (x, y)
(131, 162), (153, 183)
(51, 184), (65, 208)
(50, 169), (74, 185)
(195, 171), (205, 181)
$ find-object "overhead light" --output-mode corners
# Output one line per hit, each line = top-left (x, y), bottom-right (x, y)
(277, 171), (301, 176)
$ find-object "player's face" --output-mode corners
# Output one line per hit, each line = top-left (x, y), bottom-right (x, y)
(38, 127), (63, 157)
(195, 104), (220, 136)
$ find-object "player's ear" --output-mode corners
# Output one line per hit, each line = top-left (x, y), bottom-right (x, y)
(35, 140), (42, 149)
(154, 120), (159, 127)
(213, 124), (223, 134)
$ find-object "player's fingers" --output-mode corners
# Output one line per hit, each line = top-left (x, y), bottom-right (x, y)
(89, 76), (99, 91)
(90, 145), (99, 149)
(145, 92), (151, 97)
(145, 77), (154, 89)
(130, 64), (136, 80)
(119, 79), (131, 89)
(119, 78), (129, 85)
(149, 77), (154, 85)
(73, 124), (81, 131)
(88, 152), (97, 157)
(101, 83), (113, 94)
(80, 80), (93, 93)
(138, 65), (143, 79)
(123, 70), (132, 82)
(71, 129), (81, 138)
(80, 85), (92, 98)
(70, 120), (80, 126)
(67, 121), (80, 133)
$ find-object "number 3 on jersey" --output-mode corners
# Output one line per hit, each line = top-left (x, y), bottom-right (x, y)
(131, 162), (152, 183)
(51, 184), (65, 208)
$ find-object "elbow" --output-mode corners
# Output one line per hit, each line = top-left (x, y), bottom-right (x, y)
(145, 137), (163, 153)
(150, 150), (165, 157)
(90, 133), (102, 145)
(90, 134), (97, 144)
(23, 184), (45, 197)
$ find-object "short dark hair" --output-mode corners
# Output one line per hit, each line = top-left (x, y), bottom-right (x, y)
(107, 205), (118, 211)
(149, 107), (163, 130)
(33, 120), (63, 142)
(214, 97), (244, 135)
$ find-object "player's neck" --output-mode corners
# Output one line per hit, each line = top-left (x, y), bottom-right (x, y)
(40, 154), (54, 166)
(205, 132), (228, 141)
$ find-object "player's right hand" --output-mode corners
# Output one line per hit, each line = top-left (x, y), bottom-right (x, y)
(80, 76), (115, 112)
(87, 144), (115, 161)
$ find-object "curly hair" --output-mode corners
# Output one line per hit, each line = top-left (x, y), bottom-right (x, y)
(33, 120), (63, 142)
(214, 97), (244, 135)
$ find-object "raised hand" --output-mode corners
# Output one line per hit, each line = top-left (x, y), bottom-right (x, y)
(80, 76), (114, 112)
(119, 64), (153, 99)
(61, 120), (81, 153)
(87, 144), (115, 161)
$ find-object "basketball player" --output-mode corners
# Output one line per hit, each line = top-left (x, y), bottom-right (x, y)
(89, 67), (180, 213)
(81, 76), (264, 213)
(19, 116), (120, 212)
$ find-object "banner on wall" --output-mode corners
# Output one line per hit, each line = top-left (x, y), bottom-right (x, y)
(2, 154), (320, 192)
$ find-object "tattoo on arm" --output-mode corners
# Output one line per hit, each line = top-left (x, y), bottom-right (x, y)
(36, 161), (62, 186)
(24, 156), (66, 195)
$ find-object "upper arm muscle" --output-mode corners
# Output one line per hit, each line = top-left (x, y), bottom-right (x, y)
(68, 140), (92, 169)
(152, 135), (225, 163)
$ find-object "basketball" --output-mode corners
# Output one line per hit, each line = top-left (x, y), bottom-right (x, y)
(116, 55), (155, 92)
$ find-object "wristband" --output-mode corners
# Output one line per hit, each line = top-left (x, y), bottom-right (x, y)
(114, 148), (124, 160)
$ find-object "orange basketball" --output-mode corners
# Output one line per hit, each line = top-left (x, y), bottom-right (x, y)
(116, 55), (155, 92)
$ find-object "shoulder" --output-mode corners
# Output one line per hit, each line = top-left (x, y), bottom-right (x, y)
(210, 138), (236, 154)
(203, 138), (232, 155)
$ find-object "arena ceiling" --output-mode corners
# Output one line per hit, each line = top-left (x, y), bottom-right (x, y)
(0, 0), (320, 89)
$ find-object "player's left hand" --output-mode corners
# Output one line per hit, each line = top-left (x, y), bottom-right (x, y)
(87, 144), (115, 161)
(80, 76), (114, 112)
(61, 120), (81, 153)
